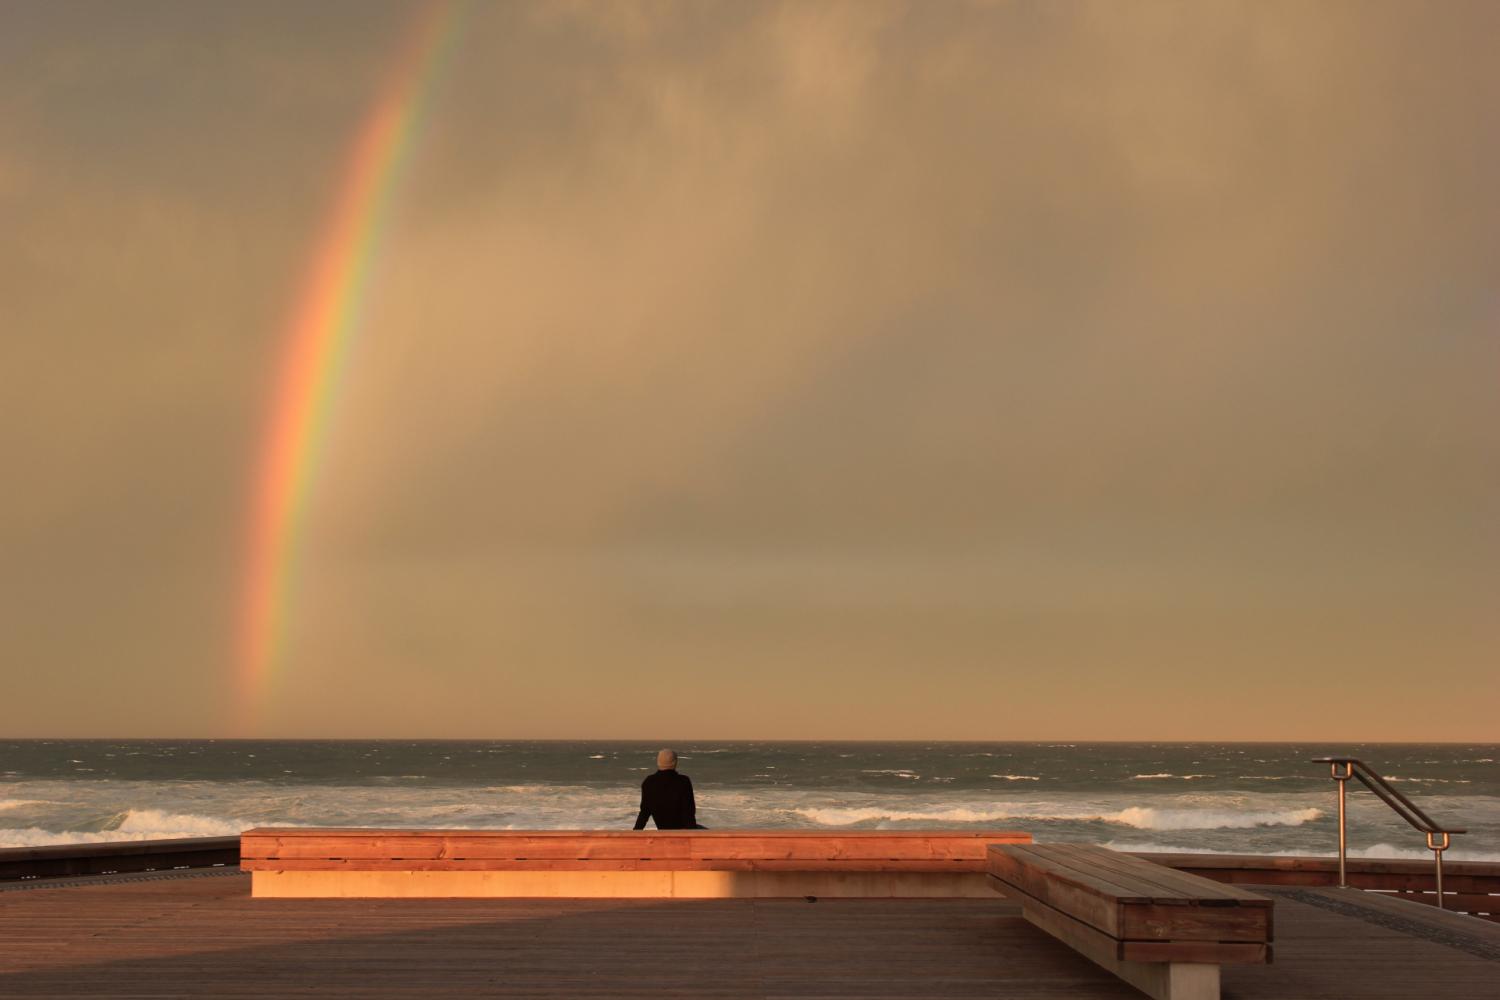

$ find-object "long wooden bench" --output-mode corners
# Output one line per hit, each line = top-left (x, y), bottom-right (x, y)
(241, 828), (1031, 899)
(988, 844), (1272, 1000)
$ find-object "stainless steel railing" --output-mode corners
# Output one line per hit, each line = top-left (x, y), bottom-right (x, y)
(1311, 757), (1465, 908)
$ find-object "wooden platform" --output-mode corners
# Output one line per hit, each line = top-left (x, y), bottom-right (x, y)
(1, 872), (1496, 998)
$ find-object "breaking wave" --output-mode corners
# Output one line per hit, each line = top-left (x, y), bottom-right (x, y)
(796, 806), (1017, 825)
(1105, 840), (1500, 863)
(1111, 807), (1320, 831)
(0, 809), (245, 847)
(793, 804), (1322, 831)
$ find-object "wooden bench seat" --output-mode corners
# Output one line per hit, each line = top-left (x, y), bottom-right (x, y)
(241, 828), (1031, 899)
(988, 844), (1272, 1000)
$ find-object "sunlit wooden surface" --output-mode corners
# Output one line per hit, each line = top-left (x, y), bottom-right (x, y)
(1, 872), (1496, 998)
(240, 828), (1032, 898)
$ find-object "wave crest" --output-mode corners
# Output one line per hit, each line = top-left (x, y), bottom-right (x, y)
(1111, 806), (1321, 831)
(794, 804), (1323, 831)
(794, 806), (1009, 825)
(0, 808), (245, 847)
(1105, 840), (1500, 863)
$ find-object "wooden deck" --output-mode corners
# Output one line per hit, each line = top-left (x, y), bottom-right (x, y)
(2, 871), (1497, 998)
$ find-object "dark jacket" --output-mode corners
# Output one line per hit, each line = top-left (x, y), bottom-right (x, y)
(633, 769), (698, 830)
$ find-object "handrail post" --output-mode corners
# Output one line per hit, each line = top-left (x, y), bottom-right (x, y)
(1329, 761), (1352, 888)
(1426, 832), (1450, 910)
(1313, 756), (1465, 908)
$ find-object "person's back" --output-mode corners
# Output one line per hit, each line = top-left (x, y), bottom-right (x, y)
(633, 748), (701, 830)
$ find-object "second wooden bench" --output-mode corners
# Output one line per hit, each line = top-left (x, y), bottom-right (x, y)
(988, 843), (1272, 1000)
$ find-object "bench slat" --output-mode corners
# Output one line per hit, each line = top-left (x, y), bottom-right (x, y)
(993, 844), (1151, 895)
(1060, 846), (1270, 904)
(1008, 846), (1188, 901)
(988, 854), (1134, 936)
(1120, 903), (1273, 944)
(1007, 845), (1256, 903)
(1020, 845), (1218, 895)
(1122, 940), (1270, 964)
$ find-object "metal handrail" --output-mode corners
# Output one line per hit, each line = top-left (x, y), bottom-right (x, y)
(1311, 757), (1466, 908)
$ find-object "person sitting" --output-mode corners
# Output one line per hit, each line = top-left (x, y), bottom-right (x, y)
(632, 748), (704, 829)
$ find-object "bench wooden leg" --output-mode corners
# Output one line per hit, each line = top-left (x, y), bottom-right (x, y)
(1113, 961), (1219, 1000)
(1020, 904), (1220, 1000)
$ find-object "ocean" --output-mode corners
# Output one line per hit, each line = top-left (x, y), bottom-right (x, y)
(1, 740), (1495, 860)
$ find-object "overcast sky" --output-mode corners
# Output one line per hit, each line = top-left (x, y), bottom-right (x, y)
(2, 0), (1496, 739)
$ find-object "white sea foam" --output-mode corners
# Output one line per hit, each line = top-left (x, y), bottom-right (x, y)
(861, 770), (920, 779)
(795, 806), (1021, 825)
(1110, 807), (1321, 831)
(113, 808), (247, 837)
(0, 809), (246, 846)
(0, 799), (48, 810)
(990, 775), (1041, 781)
(1131, 774), (1212, 780)
(1104, 840), (1500, 863)
(793, 804), (1323, 831)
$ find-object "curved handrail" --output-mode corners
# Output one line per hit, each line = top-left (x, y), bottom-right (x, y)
(1311, 757), (1466, 908)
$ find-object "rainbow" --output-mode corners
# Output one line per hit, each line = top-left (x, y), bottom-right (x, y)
(237, 1), (465, 729)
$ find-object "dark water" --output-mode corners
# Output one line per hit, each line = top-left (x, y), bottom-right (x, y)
(2, 740), (1495, 859)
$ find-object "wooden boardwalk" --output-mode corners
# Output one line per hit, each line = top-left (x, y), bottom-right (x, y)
(1, 872), (1496, 998)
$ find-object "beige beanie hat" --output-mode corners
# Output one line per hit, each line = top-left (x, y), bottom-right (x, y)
(657, 748), (678, 770)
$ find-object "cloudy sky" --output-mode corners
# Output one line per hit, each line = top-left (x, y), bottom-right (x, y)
(2, 0), (1495, 739)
